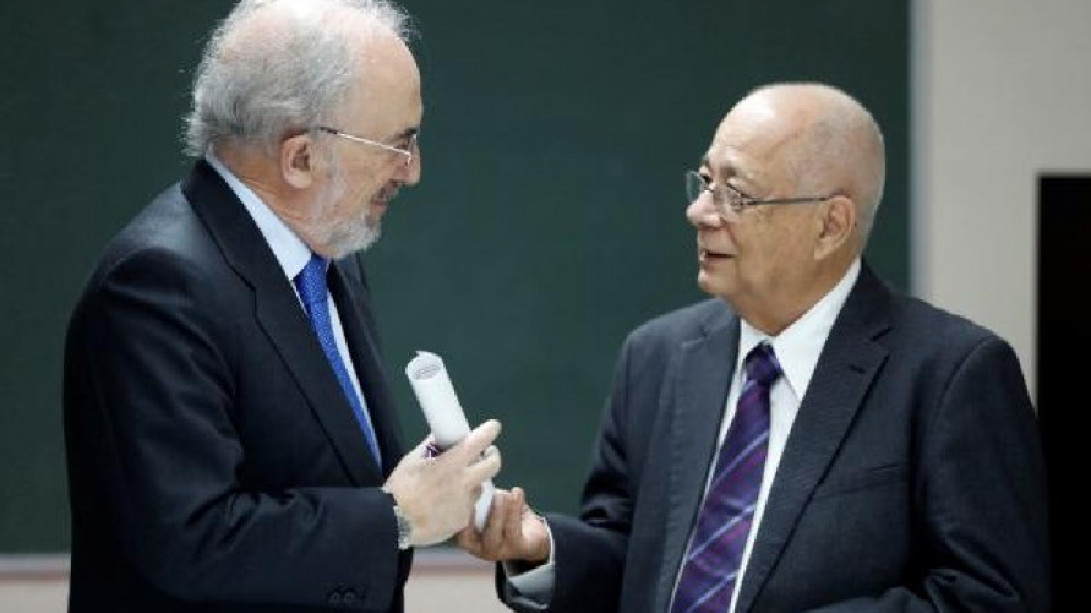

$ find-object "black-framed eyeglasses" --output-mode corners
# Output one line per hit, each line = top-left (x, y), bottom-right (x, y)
(315, 126), (417, 166)
(684, 170), (834, 215)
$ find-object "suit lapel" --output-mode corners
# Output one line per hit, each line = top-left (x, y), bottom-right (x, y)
(733, 265), (892, 613)
(182, 160), (380, 485)
(329, 260), (405, 476)
(655, 307), (740, 613)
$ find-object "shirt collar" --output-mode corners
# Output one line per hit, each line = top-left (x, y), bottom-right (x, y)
(204, 151), (312, 281)
(737, 258), (861, 398)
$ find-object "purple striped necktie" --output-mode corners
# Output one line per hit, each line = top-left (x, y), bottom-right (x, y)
(670, 342), (782, 613)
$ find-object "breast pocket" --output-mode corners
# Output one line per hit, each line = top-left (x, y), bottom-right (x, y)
(812, 463), (907, 501)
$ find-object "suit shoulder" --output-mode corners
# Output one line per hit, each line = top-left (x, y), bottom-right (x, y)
(70, 183), (232, 324)
(625, 298), (729, 349)
(895, 294), (1003, 350)
(84, 184), (222, 288)
(879, 293), (1030, 385)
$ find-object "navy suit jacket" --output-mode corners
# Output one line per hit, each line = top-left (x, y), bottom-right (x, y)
(64, 160), (412, 612)
(504, 264), (1049, 613)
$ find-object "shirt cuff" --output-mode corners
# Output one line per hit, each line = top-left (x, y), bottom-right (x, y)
(503, 519), (556, 603)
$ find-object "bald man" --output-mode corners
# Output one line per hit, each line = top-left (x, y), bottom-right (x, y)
(460, 83), (1049, 613)
(63, 1), (501, 611)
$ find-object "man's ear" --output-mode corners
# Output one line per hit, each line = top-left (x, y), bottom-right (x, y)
(814, 195), (856, 259)
(280, 133), (317, 189)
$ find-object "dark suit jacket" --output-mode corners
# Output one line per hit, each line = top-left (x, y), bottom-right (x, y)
(503, 263), (1049, 613)
(64, 160), (412, 612)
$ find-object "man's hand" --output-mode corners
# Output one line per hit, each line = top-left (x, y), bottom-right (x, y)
(457, 486), (550, 565)
(383, 419), (502, 547)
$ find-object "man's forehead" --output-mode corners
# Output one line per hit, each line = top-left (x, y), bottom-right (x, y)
(715, 96), (785, 146)
(344, 35), (422, 134)
(700, 147), (758, 186)
(729, 94), (780, 124)
(702, 98), (795, 176)
(700, 122), (761, 180)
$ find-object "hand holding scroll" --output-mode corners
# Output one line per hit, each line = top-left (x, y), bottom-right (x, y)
(382, 420), (502, 547)
(405, 351), (496, 530)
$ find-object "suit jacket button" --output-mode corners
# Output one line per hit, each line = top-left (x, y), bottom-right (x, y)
(343, 590), (357, 605)
(328, 591), (342, 605)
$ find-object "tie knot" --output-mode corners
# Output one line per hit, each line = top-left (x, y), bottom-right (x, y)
(744, 342), (782, 387)
(296, 254), (330, 309)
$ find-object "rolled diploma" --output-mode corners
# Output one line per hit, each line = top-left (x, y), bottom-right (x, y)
(405, 351), (494, 531)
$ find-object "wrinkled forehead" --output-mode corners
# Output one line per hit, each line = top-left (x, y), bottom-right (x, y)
(702, 96), (798, 181)
(341, 31), (422, 133)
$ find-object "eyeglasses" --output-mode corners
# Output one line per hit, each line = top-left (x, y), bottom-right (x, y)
(315, 126), (417, 165)
(684, 170), (834, 215)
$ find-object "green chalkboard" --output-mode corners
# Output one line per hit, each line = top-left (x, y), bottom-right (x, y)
(0, 0), (908, 552)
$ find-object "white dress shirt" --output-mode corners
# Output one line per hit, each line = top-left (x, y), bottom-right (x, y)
(510, 259), (862, 613)
(204, 153), (370, 424)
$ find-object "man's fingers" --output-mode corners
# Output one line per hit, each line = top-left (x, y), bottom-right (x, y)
(484, 490), (510, 533)
(451, 419), (501, 463)
(456, 526), (482, 556)
(504, 488), (525, 543)
(464, 447), (502, 485)
(481, 491), (512, 553)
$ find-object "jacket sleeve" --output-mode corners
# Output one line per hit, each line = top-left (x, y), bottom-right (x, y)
(498, 332), (640, 613)
(802, 336), (1050, 613)
(65, 247), (402, 609)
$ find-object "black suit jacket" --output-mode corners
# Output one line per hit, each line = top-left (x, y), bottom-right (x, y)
(503, 264), (1049, 613)
(64, 160), (412, 612)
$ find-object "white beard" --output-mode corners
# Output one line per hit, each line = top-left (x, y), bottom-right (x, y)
(310, 161), (383, 259)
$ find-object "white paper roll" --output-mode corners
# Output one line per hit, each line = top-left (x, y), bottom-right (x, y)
(405, 351), (494, 530)
(406, 351), (471, 448)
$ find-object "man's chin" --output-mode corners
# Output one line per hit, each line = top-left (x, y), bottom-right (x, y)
(357, 224), (382, 251)
(325, 223), (382, 259)
(696, 271), (732, 300)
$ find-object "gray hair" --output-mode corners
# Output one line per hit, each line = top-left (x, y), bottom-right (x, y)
(183, 0), (412, 156)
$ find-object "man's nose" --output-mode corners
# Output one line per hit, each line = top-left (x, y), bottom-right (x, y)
(399, 144), (421, 186)
(686, 191), (725, 227)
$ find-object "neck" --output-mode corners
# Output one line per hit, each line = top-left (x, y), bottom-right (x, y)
(738, 256), (853, 336)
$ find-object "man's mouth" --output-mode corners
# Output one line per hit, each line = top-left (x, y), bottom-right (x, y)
(699, 247), (732, 261)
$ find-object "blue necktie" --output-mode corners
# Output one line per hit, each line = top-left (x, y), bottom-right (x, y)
(295, 254), (382, 466)
(670, 342), (782, 613)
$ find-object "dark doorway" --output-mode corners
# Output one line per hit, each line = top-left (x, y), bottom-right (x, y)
(1037, 173), (1090, 610)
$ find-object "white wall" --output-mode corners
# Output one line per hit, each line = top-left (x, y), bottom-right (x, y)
(913, 0), (1091, 402)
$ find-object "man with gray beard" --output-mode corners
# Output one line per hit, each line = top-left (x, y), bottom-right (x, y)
(62, 1), (501, 611)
